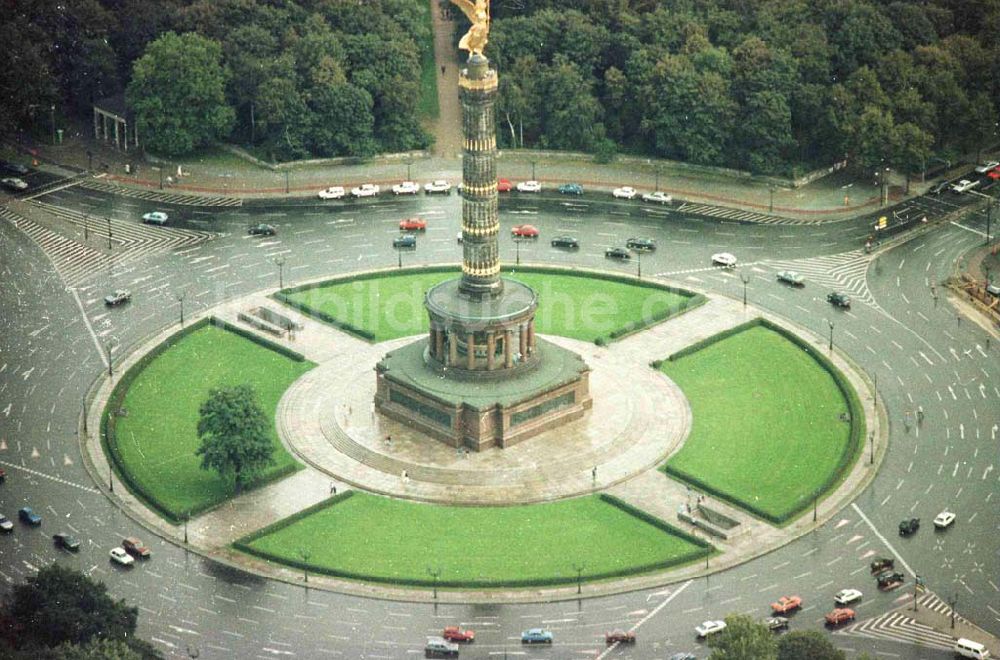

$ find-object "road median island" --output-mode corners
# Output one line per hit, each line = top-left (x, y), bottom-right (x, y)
(102, 319), (314, 523)
(233, 492), (714, 589)
(274, 266), (702, 344)
(660, 319), (864, 525)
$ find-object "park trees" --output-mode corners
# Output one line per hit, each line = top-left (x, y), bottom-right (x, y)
(196, 384), (274, 493)
(127, 31), (235, 156)
(707, 614), (777, 660)
(776, 630), (846, 660)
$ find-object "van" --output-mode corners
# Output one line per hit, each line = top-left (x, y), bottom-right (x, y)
(954, 638), (991, 659)
(424, 636), (459, 657)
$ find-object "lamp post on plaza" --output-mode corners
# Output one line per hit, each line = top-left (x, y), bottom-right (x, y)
(176, 291), (187, 327)
(740, 272), (750, 307)
(427, 566), (441, 599)
(274, 257), (286, 289)
(530, 160), (537, 181)
(514, 235), (523, 265)
(406, 158), (413, 181)
(769, 186), (775, 213)
(285, 170), (290, 194)
(106, 217), (112, 250)
(572, 562), (585, 594)
(828, 319), (835, 352)
(50, 104), (56, 145)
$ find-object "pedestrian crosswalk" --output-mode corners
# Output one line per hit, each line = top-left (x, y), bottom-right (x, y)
(675, 202), (844, 225)
(77, 179), (243, 207)
(762, 249), (883, 311)
(835, 591), (962, 652)
(1, 203), (216, 287)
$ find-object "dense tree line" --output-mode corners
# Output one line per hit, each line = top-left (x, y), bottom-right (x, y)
(487, 0), (1000, 175)
(2, 0), (430, 160)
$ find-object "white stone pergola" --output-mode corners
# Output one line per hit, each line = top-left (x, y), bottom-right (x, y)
(93, 95), (138, 152)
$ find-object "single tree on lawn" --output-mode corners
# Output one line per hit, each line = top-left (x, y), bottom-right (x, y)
(196, 384), (274, 493)
(777, 630), (846, 660)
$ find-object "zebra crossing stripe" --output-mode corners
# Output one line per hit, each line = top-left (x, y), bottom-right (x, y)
(0, 461), (100, 494)
(76, 179), (242, 207)
(835, 591), (963, 652)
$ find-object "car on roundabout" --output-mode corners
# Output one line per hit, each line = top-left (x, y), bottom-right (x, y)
(521, 628), (553, 644)
(511, 224), (539, 238)
(626, 237), (656, 251)
(442, 626), (474, 642)
(771, 595), (802, 613)
(0, 515), (12, 532)
(899, 517), (920, 536)
(834, 588), (863, 605)
(827, 291), (851, 308)
(123, 537), (151, 559)
(248, 223), (276, 236)
(974, 161), (1000, 173)
(399, 217), (427, 231)
(876, 571), (905, 590)
(934, 511), (956, 528)
(1, 177), (28, 191)
(393, 234), (416, 249)
(497, 178), (513, 192)
(424, 636), (459, 657)
(110, 547), (134, 567)
(0, 160), (29, 174)
(558, 183), (583, 195)
(711, 252), (738, 267)
(392, 181), (420, 195)
(776, 270), (805, 286)
(825, 608), (855, 625)
(516, 180), (541, 193)
(18, 507), (41, 525)
(550, 235), (579, 248)
(351, 183), (380, 198)
(605, 629), (635, 644)
(605, 247), (631, 260)
(53, 533), (81, 551)
(765, 616), (789, 631)
(641, 191), (672, 204)
(695, 620), (727, 638)
(104, 290), (132, 307)
(317, 186), (345, 199)
(424, 180), (452, 194)
(870, 557), (895, 573)
(141, 211), (168, 225)
(612, 186), (637, 199)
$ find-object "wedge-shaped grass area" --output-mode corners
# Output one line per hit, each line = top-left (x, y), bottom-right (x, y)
(111, 325), (313, 518)
(280, 269), (692, 342)
(661, 324), (857, 523)
(238, 493), (711, 587)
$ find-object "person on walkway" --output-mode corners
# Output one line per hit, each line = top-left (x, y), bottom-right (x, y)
(591, 466), (597, 481)
(330, 483), (337, 495)
(441, 65), (446, 75)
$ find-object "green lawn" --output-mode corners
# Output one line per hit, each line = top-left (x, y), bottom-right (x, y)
(110, 325), (314, 519)
(281, 269), (693, 342)
(239, 493), (710, 587)
(661, 324), (859, 523)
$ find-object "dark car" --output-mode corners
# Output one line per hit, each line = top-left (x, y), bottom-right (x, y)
(550, 236), (579, 249)
(605, 247), (631, 260)
(104, 290), (132, 307)
(248, 223), (276, 236)
(899, 518), (920, 536)
(558, 183), (583, 195)
(0, 160), (29, 175)
(870, 557), (894, 574)
(876, 571), (905, 589)
(605, 629), (636, 644)
(53, 533), (81, 551)
(626, 237), (656, 251)
(827, 292), (851, 308)
(929, 181), (951, 195)
(393, 234), (416, 248)
(18, 507), (41, 525)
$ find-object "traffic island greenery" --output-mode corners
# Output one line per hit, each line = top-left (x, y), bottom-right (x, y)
(102, 319), (314, 522)
(660, 319), (864, 525)
(234, 492), (713, 588)
(275, 266), (703, 343)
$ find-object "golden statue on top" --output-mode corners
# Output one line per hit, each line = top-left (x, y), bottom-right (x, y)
(450, 0), (490, 56)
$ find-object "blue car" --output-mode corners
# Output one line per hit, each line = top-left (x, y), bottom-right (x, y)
(521, 628), (553, 644)
(557, 183), (583, 195)
(18, 507), (42, 525)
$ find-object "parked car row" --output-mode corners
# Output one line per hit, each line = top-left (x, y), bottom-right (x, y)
(318, 180), (455, 200)
(315, 179), (678, 203)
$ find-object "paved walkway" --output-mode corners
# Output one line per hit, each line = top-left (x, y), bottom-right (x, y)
(79, 275), (886, 602)
(429, 0), (462, 157)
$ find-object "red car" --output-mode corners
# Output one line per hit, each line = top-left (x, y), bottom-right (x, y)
(771, 595), (802, 613)
(989, 169), (1000, 180)
(442, 626), (475, 642)
(825, 608), (855, 625)
(605, 629), (636, 644)
(399, 217), (427, 231)
(512, 224), (539, 238)
(497, 178), (513, 192)
(122, 537), (151, 559)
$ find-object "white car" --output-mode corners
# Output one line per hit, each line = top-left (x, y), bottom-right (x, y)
(834, 588), (862, 605)
(712, 252), (738, 267)
(695, 620), (727, 638)
(952, 179), (980, 193)
(974, 161), (999, 174)
(110, 547), (135, 566)
(317, 186), (345, 199)
(351, 183), (380, 198)
(613, 186), (637, 199)
(642, 191), (672, 204)
(1, 177), (28, 191)
(391, 181), (420, 195)
(517, 180), (541, 192)
(456, 231), (463, 243)
(424, 179), (452, 194)
(933, 511), (956, 528)
(141, 211), (168, 225)
(0, 515), (13, 532)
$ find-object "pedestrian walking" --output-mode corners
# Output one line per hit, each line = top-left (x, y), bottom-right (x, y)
(917, 406), (924, 424)
(441, 65), (446, 75)
(330, 483), (337, 495)
(591, 466), (597, 481)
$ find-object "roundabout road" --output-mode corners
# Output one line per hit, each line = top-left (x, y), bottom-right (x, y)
(1, 178), (997, 658)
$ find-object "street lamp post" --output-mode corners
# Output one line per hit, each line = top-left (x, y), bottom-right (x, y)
(986, 195), (993, 246)
(948, 593), (958, 628)
(106, 341), (114, 377)
(572, 562), (585, 594)
(655, 168), (660, 192)
(274, 257), (286, 289)
(106, 217), (112, 250)
(427, 566), (441, 599)
(184, 511), (190, 544)
(406, 158), (413, 181)
(83, 214), (89, 241)
(740, 272), (750, 307)
(396, 245), (403, 268)
(827, 319), (834, 352)
(635, 249), (642, 279)
(530, 160), (537, 181)
(86, 150), (93, 170)
(158, 167), (164, 190)
(176, 292), (186, 327)
(869, 431), (874, 465)
(514, 236), (522, 265)
(285, 171), (290, 194)
(50, 104), (56, 145)
(299, 549), (310, 582)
